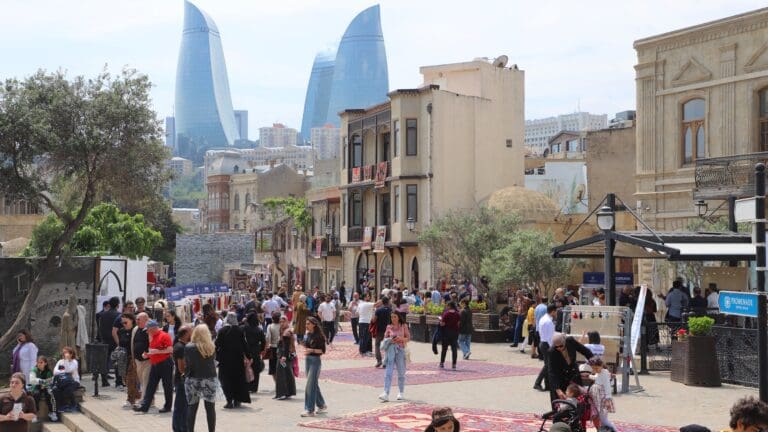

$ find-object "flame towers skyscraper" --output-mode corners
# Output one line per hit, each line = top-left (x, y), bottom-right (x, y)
(174, 1), (239, 162)
(299, 48), (336, 143)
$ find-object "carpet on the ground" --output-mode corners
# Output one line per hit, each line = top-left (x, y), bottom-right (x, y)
(299, 403), (679, 432)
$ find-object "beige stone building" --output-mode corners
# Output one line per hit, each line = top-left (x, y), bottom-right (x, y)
(0, 196), (44, 253)
(634, 7), (768, 285)
(339, 58), (525, 294)
(586, 126), (636, 213)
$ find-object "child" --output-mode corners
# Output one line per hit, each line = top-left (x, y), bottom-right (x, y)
(558, 383), (583, 414)
(581, 330), (606, 357)
(589, 357), (616, 431)
(52, 346), (81, 413)
(29, 356), (57, 421)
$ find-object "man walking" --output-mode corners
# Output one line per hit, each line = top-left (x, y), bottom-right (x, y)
(134, 320), (173, 414)
(132, 312), (151, 408)
(373, 296), (392, 368)
(357, 293), (374, 356)
(318, 295), (336, 343)
(349, 292), (361, 344)
(172, 326), (192, 431)
(533, 304), (557, 391)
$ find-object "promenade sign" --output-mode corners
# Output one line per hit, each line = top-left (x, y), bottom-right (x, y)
(719, 291), (759, 318)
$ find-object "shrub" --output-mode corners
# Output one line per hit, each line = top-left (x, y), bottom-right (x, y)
(410, 305), (425, 314)
(469, 301), (487, 312)
(687, 316), (715, 336)
(426, 303), (445, 315)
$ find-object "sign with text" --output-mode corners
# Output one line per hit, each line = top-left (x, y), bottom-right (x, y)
(373, 226), (387, 253)
(582, 272), (634, 285)
(719, 291), (759, 318)
(362, 226), (373, 250)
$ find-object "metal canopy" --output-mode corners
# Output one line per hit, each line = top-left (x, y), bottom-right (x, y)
(552, 231), (754, 261)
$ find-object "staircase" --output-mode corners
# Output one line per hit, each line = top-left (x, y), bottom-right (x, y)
(40, 383), (148, 432)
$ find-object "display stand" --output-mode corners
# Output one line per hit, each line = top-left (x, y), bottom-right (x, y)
(562, 305), (636, 394)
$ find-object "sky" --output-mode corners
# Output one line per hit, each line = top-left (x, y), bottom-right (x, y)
(2, 0), (766, 140)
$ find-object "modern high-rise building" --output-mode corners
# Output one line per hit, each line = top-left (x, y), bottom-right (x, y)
(234, 110), (249, 141)
(325, 5), (389, 126)
(259, 123), (299, 148)
(175, 1), (239, 163)
(311, 124), (340, 160)
(300, 48), (336, 143)
(165, 116), (176, 149)
(524, 112), (607, 155)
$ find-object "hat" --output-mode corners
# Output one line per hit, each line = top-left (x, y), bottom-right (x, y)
(579, 363), (592, 373)
(146, 320), (160, 329)
(424, 407), (460, 432)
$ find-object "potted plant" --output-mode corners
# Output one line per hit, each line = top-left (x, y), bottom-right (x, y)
(407, 305), (426, 325)
(471, 300), (499, 330)
(671, 316), (720, 387)
(425, 303), (444, 325)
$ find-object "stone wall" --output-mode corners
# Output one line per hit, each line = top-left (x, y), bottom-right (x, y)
(0, 214), (45, 242)
(176, 233), (254, 285)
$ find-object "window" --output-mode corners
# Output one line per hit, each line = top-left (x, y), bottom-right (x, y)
(682, 98), (705, 165)
(351, 192), (362, 226)
(352, 135), (362, 168)
(394, 185), (400, 223)
(233, 194), (240, 211)
(406, 184), (417, 222)
(245, 193), (251, 206)
(343, 137), (347, 166)
(393, 120), (400, 156)
(760, 89), (768, 151)
(406, 119), (417, 156)
(342, 193), (347, 225)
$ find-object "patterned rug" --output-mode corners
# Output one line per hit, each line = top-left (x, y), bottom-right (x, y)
(299, 403), (679, 432)
(312, 362), (540, 387)
(297, 342), (369, 361)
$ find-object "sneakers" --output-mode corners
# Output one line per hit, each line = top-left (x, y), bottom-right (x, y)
(378, 392), (389, 402)
(439, 363), (444, 368)
(396, 393), (404, 401)
(317, 405), (328, 413)
(300, 411), (316, 417)
(463, 352), (471, 360)
(48, 412), (58, 422)
(122, 401), (133, 409)
(533, 384), (545, 391)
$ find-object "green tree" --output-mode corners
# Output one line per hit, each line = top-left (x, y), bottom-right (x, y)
(0, 69), (169, 350)
(418, 206), (521, 282)
(262, 197), (312, 229)
(24, 203), (162, 258)
(170, 173), (205, 208)
(481, 229), (570, 298)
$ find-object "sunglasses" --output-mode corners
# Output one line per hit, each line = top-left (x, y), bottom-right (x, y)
(554, 344), (565, 349)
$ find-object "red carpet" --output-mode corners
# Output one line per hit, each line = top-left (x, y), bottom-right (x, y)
(299, 403), (679, 432)
(311, 362), (540, 387)
(297, 342), (368, 361)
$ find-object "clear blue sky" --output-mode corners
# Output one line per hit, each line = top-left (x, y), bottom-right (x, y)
(2, 1), (765, 139)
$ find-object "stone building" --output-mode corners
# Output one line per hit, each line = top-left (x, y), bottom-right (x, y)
(0, 196), (45, 250)
(339, 57), (525, 294)
(175, 233), (254, 285)
(586, 126), (636, 213)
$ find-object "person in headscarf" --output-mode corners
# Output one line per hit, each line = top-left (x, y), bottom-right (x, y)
(274, 316), (296, 400)
(214, 314), (251, 408)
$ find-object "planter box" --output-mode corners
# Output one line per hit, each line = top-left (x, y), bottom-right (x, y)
(671, 336), (721, 387)
(407, 314), (426, 325)
(409, 322), (430, 343)
(474, 313), (499, 330)
(426, 315), (441, 326)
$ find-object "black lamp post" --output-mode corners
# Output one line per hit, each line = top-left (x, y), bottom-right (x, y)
(695, 200), (708, 218)
(755, 163), (767, 402)
(596, 194), (616, 306)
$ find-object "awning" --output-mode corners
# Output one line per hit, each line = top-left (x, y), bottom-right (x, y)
(552, 231), (754, 262)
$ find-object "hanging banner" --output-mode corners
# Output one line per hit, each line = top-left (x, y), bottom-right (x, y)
(184, 285), (196, 297)
(375, 162), (388, 188)
(362, 226), (373, 250)
(200, 284), (212, 295)
(373, 226), (387, 253)
(352, 167), (361, 183)
(630, 285), (647, 356)
(315, 238), (323, 258)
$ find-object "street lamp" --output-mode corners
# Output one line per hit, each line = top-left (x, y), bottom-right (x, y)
(596, 205), (615, 231)
(407, 217), (416, 232)
(596, 195), (617, 306)
(695, 200), (708, 218)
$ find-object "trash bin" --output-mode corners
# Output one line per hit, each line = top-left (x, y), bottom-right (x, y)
(86, 343), (109, 375)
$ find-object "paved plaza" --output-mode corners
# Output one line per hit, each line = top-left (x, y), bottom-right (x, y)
(58, 324), (757, 432)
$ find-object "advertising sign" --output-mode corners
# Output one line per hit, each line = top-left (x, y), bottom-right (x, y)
(373, 226), (387, 253)
(719, 291), (759, 318)
(362, 226), (373, 250)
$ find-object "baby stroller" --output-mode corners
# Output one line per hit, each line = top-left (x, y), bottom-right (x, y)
(538, 393), (593, 432)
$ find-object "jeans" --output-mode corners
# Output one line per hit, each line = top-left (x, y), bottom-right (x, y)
(304, 355), (325, 413)
(172, 378), (188, 432)
(458, 333), (472, 356)
(322, 321), (335, 343)
(383, 346), (406, 395)
(374, 333), (385, 364)
(140, 358), (173, 411)
(358, 323), (372, 354)
(440, 332), (459, 366)
(512, 314), (525, 344)
(351, 317), (359, 343)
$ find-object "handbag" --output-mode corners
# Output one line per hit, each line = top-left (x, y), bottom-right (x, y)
(291, 355), (299, 378)
(368, 321), (378, 338)
(262, 348), (272, 360)
(244, 357), (255, 383)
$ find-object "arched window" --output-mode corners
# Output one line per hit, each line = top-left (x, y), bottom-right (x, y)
(760, 89), (768, 151)
(245, 193), (251, 206)
(682, 99), (705, 165)
(233, 193), (240, 211)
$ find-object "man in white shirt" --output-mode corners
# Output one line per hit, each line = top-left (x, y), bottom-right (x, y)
(534, 304), (557, 391)
(706, 283), (720, 314)
(357, 293), (374, 355)
(317, 295), (337, 343)
(262, 293), (283, 330)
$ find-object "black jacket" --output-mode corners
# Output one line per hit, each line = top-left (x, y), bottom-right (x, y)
(547, 337), (593, 400)
(459, 308), (473, 335)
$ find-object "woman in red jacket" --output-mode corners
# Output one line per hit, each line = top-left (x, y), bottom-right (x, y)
(439, 301), (461, 369)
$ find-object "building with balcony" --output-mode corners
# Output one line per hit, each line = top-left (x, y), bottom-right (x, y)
(339, 57), (525, 294)
(306, 186), (342, 291)
(259, 123), (299, 148)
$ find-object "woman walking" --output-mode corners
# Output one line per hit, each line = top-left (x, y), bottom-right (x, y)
(274, 316), (297, 400)
(301, 317), (327, 417)
(242, 312), (266, 393)
(439, 302), (461, 369)
(458, 298), (473, 360)
(185, 325), (217, 432)
(12, 330), (38, 383)
(215, 314), (251, 408)
(265, 311), (282, 389)
(118, 313), (141, 408)
(378, 311), (410, 402)
(163, 310), (182, 342)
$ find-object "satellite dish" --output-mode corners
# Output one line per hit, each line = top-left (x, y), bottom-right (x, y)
(493, 55), (508, 68)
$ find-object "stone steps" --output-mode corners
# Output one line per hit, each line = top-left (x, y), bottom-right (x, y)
(43, 412), (107, 432)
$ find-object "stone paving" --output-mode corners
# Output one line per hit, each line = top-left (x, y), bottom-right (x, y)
(62, 324), (758, 431)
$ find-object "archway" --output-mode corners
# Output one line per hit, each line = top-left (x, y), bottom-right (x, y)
(356, 253), (368, 294)
(380, 254), (393, 292)
(410, 257), (419, 292)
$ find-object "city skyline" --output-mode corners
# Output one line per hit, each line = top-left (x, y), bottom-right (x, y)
(2, 0), (766, 139)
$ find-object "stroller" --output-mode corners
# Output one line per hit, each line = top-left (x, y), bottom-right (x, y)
(538, 393), (593, 432)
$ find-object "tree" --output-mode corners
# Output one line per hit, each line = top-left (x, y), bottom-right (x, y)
(0, 69), (169, 350)
(418, 206), (521, 282)
(23, 203), (162, 258)
(262, 197), (312, 229)
(481, 229), (570, 299)
(170, 173), (205, 209)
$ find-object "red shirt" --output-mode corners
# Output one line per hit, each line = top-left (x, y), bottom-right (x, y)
(148, 330), (172, 365)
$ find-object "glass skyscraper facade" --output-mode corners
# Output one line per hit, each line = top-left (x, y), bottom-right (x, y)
(325, 4), (389, 127)
(299, 48), (336, 144)
(175, 1), (239, 163)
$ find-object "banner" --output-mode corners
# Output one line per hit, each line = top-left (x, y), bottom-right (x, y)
(199, 284), (212, 294)
(363, 165), (373, 181)
(352, 167), (361, 183)
(630, 285), (647, 356)
(375, 162), (388, 188)
(373, 226), (387, 253)
(183, 285), (196, 297)
(362, 226), (373, 250)
(315, 238), (323, 258)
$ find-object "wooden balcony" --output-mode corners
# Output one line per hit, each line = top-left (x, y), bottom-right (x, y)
(349, 161), (391, 185)
(694, 152), (768, 200)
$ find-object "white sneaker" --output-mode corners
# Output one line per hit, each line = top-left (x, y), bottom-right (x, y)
(317, 405), (328, 413)
(378, 392), (389, 402)
(396, 393), (404, 401)
(300, 411), (315, 417)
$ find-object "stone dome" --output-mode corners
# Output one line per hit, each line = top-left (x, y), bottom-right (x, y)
(486, 186), (559, 223)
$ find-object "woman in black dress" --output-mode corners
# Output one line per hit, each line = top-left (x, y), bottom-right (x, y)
(241, 312), (266, 393)
(215, 314), (251, 408)
(274, 316), (296, 400)
(547, 333), (594, 402)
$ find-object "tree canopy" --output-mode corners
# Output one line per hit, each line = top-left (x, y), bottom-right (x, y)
(0, 68), (169, 350)
(263, 197), (312, 229)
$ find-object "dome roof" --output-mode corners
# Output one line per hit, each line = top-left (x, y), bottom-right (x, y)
(486, 186), (559, 223)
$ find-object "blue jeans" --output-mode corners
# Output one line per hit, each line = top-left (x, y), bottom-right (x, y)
(383, 346), (406, 395)
(458, 333), (472, 356)
(304, 355), (325, 413)
(172, 378), (187, 432)
(512, 315), (525, 344)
